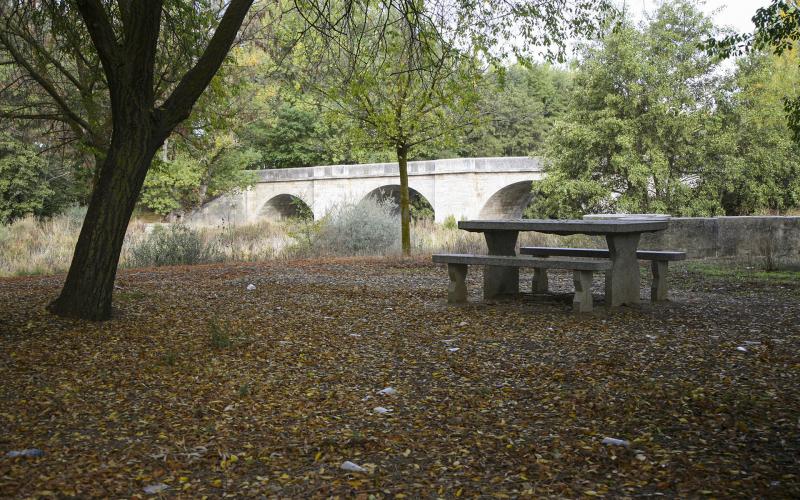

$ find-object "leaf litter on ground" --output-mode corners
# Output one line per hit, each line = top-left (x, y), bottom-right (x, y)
(0, 257), (799, 497)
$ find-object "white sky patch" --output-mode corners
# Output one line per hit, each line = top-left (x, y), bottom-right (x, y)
(622, 0), (766, 34)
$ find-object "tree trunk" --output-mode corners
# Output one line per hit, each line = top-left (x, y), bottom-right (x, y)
(44, 0), (252, 320)
(397, 144), (411, 256)
(48, 120), (160, 320)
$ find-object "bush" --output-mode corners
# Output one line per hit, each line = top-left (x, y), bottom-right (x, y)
(128, 224), (221, 267)
(0, 135), (54, 224)
(442, 215), (457, 230)
(314, 198), (400, 256)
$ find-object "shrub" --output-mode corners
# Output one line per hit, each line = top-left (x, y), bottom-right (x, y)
(0, 135), (54, 224)
(442, 215), (458, 230)
(128, 224), (220, 268)
(314, 198), (400, 256)
(209, 318), (232, 349)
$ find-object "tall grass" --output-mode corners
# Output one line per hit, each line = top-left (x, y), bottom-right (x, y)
(0, 204), (597, 277)
(0, 212), (83, 276)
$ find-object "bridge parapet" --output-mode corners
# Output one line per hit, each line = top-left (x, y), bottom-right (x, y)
(255, 156), (543, 183)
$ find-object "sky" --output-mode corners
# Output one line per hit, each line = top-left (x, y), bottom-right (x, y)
(624, 0), (770, 34)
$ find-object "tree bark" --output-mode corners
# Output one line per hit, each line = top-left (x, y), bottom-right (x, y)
(397, 144), (411, 256)
(45, 0), (253, 320)
(48, 112), (161, 320)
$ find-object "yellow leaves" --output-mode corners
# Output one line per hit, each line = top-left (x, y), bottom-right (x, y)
(1, 260), (799, 498)
(219, 454), (239, 469)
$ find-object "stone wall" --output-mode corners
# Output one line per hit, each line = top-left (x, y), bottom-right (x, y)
(640, 217), (800, 269)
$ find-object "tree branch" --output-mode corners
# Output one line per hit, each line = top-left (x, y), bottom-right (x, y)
(74, 0), (121, 83)
(156, 0), (254, 135)
(0, 31), (95, 134)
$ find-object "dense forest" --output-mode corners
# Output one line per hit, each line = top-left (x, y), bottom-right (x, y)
(2, 0), (798, 223)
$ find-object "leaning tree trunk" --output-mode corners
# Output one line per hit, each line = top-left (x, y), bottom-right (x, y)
(48, 118), (160, 320)
(396, 144), (411, 256)
(43, 0), (252, 320)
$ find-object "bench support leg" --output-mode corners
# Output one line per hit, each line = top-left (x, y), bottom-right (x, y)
(483, 230), (519, 299)
(533, 268), (548, 293)
(651, 260), (668, 302)
(573, 270), (594, 313)
(447, 264), (468, 303)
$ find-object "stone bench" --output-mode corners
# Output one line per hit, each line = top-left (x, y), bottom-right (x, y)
(432, 254), (611, 312)
(519, 247), (686, 301)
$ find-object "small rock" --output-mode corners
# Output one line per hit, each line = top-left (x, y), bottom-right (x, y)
(447, 347), (460, 352)
(340, 460), (367, 473)
(143, 483), (169, 494)
(736, 346), (748, 352)
(377, 387), (397, 396)
(601, 437), (630, 447)
(6, 449), (44, 458)
(246, 284), (256, 291)
(458, 321), (468, 327)
(635, 453), (647, 461)
(373, 406), (392, 414)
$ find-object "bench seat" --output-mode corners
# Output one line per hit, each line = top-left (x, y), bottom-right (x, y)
(432, 253), (611, 312)
(519, 247), (686, 261)
(519, 247), (686, 301)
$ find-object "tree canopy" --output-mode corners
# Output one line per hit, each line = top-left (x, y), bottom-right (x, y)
(527, 0), (800, 218)
(705, 0), (800, 141)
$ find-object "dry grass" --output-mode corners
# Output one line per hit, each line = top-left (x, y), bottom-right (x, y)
(0, 215), (82, 276)
(0, 213), (601, 277)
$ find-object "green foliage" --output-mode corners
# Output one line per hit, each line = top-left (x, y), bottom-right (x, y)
(289, 197), (314, 221)
(442, 215), (458, 230)
(460, 64), (573, 157)
(410, 196), (435, 221)
(209, 318), (233, 349)
(716, 50), (800, 214)
(529, 2), (729, 218)
(160, 350), (179, 367)
(240, 101), (346, 169)
(128, 224), (221, 268)
(0, 135), (53, 224)
(704, 1), (800, 141)
(140, 134), (259, 216)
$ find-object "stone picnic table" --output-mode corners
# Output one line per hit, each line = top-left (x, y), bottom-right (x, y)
(457, 219), (669, 306)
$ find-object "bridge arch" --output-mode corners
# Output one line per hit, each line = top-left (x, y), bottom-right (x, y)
(479, 180), (535, 219)
(362, 185), (435, 220)
(259, 194), (313, 221)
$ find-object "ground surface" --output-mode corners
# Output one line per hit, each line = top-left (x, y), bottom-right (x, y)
(1, 258), (799, 498)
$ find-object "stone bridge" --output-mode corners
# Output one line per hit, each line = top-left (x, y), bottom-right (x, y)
(187, 156), (544, 225)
